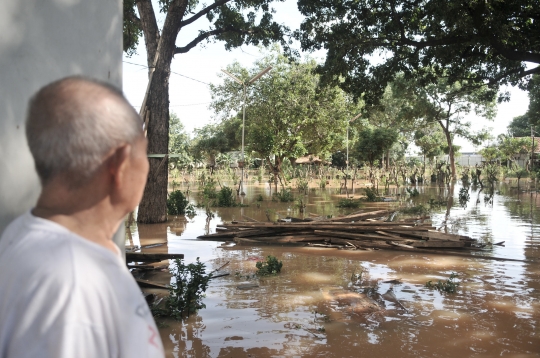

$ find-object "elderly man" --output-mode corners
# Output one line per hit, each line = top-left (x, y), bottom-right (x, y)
(0, 77), (164, 357)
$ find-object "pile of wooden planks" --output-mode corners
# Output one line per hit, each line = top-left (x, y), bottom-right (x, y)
(197, 209), (478, 252)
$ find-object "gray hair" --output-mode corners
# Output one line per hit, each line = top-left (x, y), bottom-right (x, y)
(26, 76), (143, 186)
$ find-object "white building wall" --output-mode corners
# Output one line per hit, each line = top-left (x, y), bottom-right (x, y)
(0, 0), (123, 247)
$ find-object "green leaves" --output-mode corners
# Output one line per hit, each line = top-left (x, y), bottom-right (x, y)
(296, 0), (539, 105)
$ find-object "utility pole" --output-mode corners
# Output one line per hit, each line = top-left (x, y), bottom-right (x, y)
(532, 125), (535, 172)
(222, 67), (272, 196)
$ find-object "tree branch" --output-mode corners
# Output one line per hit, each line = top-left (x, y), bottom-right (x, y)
(180, 0), (233, 27)
(174, 27), (255, 54)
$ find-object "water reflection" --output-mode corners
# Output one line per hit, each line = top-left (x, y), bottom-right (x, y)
(133, 181), (540, 357)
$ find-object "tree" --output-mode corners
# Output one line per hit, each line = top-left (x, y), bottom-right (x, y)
(354, 127), (399, 168)
(191, 117), (241, 173)
(168, 112), (192, 169)
(497, 135), (531, 167)
(414, 125), (445, 163)
(366, 76), (426, 167)
(296, 0), (540, 105)
(508, 114), (536, 137)
(210, 50), (362, 186)
(417, 77), (496, 179)
(124, 0), (289, 223)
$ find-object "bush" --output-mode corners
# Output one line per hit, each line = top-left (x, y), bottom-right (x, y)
(167, 190), (189, 215)
(363, 187), (381, 202)
(337, 198), (362, 208)
(165, 258), (212, 320)
(256, 255), (283, 276)
(425, 273), (460, 294)
(273, 188), (294, 202)
(216, 186), (236, 207)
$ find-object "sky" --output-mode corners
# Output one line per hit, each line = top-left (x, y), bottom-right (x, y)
(122, 0), (531, 154)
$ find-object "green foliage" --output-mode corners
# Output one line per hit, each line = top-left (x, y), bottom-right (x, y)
(296, 176), (309, 193)
(210, 48), (364, 177)
(406, 188), (420, 197)
(122, 0), (142, 57)
(337, 198), (362, 208)
(273, 188), (294, 202)
(167, 190), (189, 215)
(297, 0), (538, 105)
(216, 186), (237, 207)
(508, 114), (537, 137)
(255, 194), (264, 202)
(355, 127), (399, 167)
(458, 187), (470, 208)
(200, 177), (218, 200)
(256, 255), (283, 276)
(166, 258), (212, 320)
(169, 112), (192, 169)
(414, 126), (445, 159)
(425, 273), (460, 294)
(400, 205), (430, 216)
(363, 187), (381, 202)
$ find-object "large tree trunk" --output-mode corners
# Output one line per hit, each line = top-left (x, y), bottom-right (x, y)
(137, 0), (188, 223)
(439, 119), (457, 181)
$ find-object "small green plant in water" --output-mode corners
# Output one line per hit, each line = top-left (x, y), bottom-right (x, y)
(425, 272), (460, 293)
(167, 190), (189, 215)
(256, 255), (283, 276)
(165, 258), (212, 320)
(400, 204), (429, 215)
(273, 188), (295, 202)
(255, 194), (264, 202)
(337, 198), (362, 208)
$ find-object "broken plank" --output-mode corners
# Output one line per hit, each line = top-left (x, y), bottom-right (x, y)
(328, 210), (392, 222)
(127, 253), (184, 262)
(135, 279), (169, 289)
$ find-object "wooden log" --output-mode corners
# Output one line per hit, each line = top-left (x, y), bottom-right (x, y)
(392, 230), (473, 242)
(234, 238), (305, 246)
(314, 230), (395, 241)
(127, 253), (184, 262)
(127, 264), (156, 270)
(241, 235), (326, 242)
(135, 279), (169, 289)
(410, 240), (466, 248)
(329, 210), (392, 222)
(242, 215), (260, 222)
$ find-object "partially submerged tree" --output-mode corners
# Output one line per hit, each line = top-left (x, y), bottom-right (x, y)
(417, 78), (496, 179)
(297, 0), (540, 105)
(210, 50), (362, 187)
(124, 0), (289, 223)
(191, 117), (241, 173)
(354, 127), (399, 169)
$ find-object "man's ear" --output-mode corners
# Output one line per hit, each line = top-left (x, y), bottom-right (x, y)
(108, 144), (132, 187)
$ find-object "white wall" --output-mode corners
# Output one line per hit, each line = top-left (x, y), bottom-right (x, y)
(0, 0), (123, 247)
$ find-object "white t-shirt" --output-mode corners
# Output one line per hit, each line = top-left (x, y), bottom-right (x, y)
(0, 211), (164, 358)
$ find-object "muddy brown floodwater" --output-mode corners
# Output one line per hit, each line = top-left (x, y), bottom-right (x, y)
(130, 182), (540, 357)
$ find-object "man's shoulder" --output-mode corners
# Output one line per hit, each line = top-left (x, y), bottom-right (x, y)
(0, 212), (120, 282)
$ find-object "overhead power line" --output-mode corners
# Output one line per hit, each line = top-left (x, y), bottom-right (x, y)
(123, 60), (210, 85)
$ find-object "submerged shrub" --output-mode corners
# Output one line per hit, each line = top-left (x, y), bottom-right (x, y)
(167, 190), (189, 215)
(166, 258), (212, 319)
(256, 255), (283, 276)
(216, 186), (236, 207)
(337, 198), (362, 208)
(425, 273), (460, 294)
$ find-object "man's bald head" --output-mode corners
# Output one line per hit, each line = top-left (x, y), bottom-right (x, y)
(26, 76), (143, 187)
